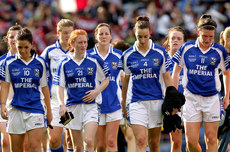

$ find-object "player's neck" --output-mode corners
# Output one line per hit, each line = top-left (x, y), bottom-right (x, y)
(137, 43), (149, 53)
(20, 55), (32, 62)
(10, 48), (17, 55)
(97, 43), (109, 57)
(59, 41), (68, 52)
(73, 51), (84, 61)
(198, 41), (210, 51)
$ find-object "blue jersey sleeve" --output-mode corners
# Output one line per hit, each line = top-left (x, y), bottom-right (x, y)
(0, 55), (14, 82)
(172, 45), (184, 66)
(0, 60), (6, 81)
(41, 48), (51, 66)
(53, 58), (66, 87)
(0, 54), (9, 81)
(222, 46), (230, 70)
(164, 51), (172, 72)
(118, 53), (124, 71)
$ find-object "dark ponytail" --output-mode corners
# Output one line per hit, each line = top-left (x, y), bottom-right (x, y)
(197, 14), (217, 30)
(134, 16), (151, 32)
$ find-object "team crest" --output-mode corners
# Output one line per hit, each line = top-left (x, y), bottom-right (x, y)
(52, 56), (60, 62)
(111, 62), (118, 69)
(34, 69), (40, 77)
(87, 67), (94, 75)
(153, 58), (159, 66)
(210, 57), (216, 65)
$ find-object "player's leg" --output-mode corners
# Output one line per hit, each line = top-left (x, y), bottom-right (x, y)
(84, 122), (98, 152)
(69, 129), (84, 152)
(9, 134), (25, 152)
(184, 122), (201, 152)
(0, 121), (10, 152)
(27, 128), (43, 152)
(65, 129), (74, 152)
(48, 126), (64, 151)
(48, 106), (64, 152)
(148, 127), (161, 152)
(95, 125), (106, 152)
(120, 123), (136, 152)
(106, 120), (120, 151)
(169, 129), (182, 152)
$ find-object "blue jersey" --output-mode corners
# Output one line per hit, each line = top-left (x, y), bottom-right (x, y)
(41, 40), (70, 107)
(0, 51), (12, 80)
(53, 53), (110, 106)
(172, 40), (230, 96)
(87, 45), (122, 113)
(169, 59), (184, 93)
(1, 53), (48, 114)
(119, 40), (171, 104)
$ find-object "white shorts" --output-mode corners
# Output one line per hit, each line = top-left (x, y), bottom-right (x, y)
(66, 104), (99, 130)
(50, 86), (60, 109)
(120, 117), (125, 125)
(99, 109), (122, 125)
(7, 108), (45, 134)
(183, 89), (220, 122)
(119, 117), (130, 127)
(128, 100), (163, 129)
(51, 106), (64, 127)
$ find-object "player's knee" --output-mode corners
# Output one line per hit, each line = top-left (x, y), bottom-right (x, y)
(171, 137), (182, 149)
(206, 135), (217, 145)
(73, 145), (83, 152)
(135, 136), (147, 148)
(107, 137), (116, 148)
(148, 140), (160, 150)
(186, 138), (198, 149)
(85, 137), (94, 149)
(29, 144), (43, 152)
(49, 136), (62, 148)
(125, 133), (134, 142)
(97, 143), (106, 152)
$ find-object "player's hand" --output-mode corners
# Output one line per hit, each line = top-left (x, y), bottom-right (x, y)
(59, 105), (68, 117)
(1, 104), (8, 120)
(223, 96), (229, 109)
(171, 108), (179, 115)
(82, 90), (99, 103)
(46, 110), (53, 127)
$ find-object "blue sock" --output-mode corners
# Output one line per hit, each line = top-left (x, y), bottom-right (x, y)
(67, 148), (74, 152)
(146, 145), (149, 152)
(50, 145), (64, 152)
(84, 150), (88, 152)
